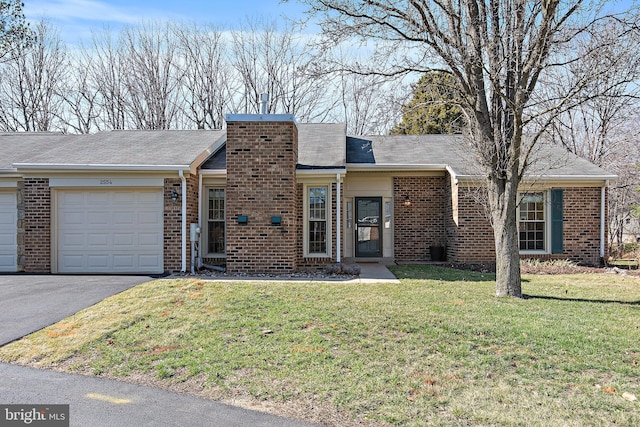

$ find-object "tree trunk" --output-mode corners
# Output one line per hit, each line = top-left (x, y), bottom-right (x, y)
(488, 177), (523, 298)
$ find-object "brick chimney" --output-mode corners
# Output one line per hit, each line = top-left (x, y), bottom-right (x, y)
(224, 114), (299, 273)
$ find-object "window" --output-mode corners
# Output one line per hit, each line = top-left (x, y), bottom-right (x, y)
(207, 188), (225, 255)
(308, 186), (328, 255)
(519, 192), (545, 251)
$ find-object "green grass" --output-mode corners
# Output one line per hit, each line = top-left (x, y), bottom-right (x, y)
(1, 266), (639, 426)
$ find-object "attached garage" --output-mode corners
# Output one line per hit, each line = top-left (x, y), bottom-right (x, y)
(55, 188), (164, 274)
(0, 191), (18, 272)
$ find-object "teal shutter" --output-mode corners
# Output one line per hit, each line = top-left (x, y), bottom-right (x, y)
(550, 189), (564, 254)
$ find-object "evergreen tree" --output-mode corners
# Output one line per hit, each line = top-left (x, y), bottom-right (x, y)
(391, 71), (463, 135)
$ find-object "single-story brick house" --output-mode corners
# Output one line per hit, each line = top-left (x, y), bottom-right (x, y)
(0, 114), (615, 274)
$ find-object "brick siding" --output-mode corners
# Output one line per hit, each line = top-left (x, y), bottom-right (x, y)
(225, 119), (299, 273)
(163, 174), (199, 273)
(393, 176), (447, 262)
(23, 178), (51, 272)
(445, 184), (606, 266)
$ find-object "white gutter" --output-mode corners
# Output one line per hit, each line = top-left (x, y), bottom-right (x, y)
(179, 170), (187, 273)
(296, 168), (346, 177)
(601, 182), (607, 259)
(336, 173), (341, 264)
(12, 163), (192, 171)
(346, 163), (449, 172)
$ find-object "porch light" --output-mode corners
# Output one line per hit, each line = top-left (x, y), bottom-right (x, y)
(170, 191), (180, 203)
(403, 194), (411, 207)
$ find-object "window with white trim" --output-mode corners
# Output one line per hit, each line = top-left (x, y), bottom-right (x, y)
(306, 186), (330, 256)
(518, 192), (546, 251)
(207, 188), (225, 255)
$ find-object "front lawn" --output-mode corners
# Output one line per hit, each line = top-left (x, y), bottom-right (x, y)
(1, 266), (639, 426)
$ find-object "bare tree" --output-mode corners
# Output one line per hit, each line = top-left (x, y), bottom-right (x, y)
(121, 23), (181, 130)
(0, 20), (66, 131)
(230, 18), (333, 121)
(83, 29), (129, 130)
(545, 17), (640, 257)
(295, 0), (638, 297)
(172, 23), (233, 130)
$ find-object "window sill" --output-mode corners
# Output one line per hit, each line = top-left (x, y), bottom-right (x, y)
(519, 250), (549, 255)
(304, 254), (331, 259)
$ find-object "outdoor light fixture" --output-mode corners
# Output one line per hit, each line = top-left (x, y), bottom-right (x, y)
(403, 194), (411, 207)
(171, 191), (179, 203)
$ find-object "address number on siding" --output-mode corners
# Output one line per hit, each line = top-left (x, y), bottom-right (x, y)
(99, 179), (113, 185)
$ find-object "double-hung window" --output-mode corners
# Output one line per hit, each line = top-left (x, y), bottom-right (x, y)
(207, 188), (225, 255)
(518, 192), (546, 251)
(307, 186), (329, 256)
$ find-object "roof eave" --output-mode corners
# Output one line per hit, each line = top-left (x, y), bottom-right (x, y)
(12, 163), (192, 173)
(346, 163), (449, 172)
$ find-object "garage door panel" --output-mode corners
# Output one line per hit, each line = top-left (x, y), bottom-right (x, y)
(87, 233), (109, 247)
(61, 233), (85, 247)
(0, 192), (17, 272)
(61, 211), (85, 226)
(113, 211), (136, 225)
(113, 233), (135, 248)
(57, 189), (164, 274)
(113, 255), (135, 269)
(139, 233), (161, 246)
(87, 192), (110, 204)
(139, 211), (161, 225)
(139, 255), (162, 268)
(87, 254), (110, 269)
(87, 211), (110, 225)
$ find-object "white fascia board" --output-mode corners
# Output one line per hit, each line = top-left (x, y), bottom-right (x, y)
(13, 163), (191, 172)
(296, 168), (346, 179)
(346, 163), (449, 172)
(523, 174), (618, 184)
(199, 169), (226, 177)
(189, 133), (227, 174)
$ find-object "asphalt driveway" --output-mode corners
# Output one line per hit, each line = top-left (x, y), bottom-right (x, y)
(0, 274), (318, 426)
(0, 274), (154, 346)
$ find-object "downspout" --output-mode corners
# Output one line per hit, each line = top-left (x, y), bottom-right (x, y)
(600, 182), (607, 260)
(179, 170), (187, 273)
(198, 173), (203, 268)
(336, 173), (341, 263)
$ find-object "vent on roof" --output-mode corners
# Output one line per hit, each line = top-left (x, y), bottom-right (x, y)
(260, 93), (269, 114)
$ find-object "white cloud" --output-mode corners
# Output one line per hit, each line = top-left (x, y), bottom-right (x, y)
(25, 0), (173, 24)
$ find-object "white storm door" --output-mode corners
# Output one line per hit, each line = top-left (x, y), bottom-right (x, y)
(0, 192), (18, 272)
(57, 189), (164, 273)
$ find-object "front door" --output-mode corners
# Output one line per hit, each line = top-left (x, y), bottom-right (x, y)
(355, 197), (382, 257)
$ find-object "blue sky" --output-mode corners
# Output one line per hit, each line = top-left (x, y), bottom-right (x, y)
(24, 0), (309, 44)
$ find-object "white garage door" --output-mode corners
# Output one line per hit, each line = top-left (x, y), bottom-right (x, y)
(57, 189), (164, 273)
(0, 192), (18, 272)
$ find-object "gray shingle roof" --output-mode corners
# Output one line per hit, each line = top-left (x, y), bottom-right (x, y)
(298, 123), (346, 168)
(346, 134), (616, 179)
(200, 123), (347, 170)
(1, 133), (70, 171)
(1, 127), (615, 180)
(4, 130), (224, 170)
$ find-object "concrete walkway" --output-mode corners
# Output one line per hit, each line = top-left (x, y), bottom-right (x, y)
(356, 262), (400, 284)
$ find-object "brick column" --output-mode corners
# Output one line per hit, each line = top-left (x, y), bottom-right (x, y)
(225, 116), (298, 273)
(23, 178), (51, 272)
